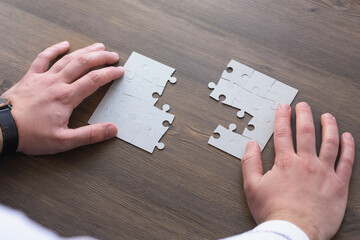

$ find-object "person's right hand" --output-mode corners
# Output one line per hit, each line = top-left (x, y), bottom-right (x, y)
(1, 41), (124, 155)
(241, 102), (355, 240)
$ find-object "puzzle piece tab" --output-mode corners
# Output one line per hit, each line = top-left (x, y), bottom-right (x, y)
(208, 60), (298, 159)
(89, 52), (176, 153)
(208, 124), (251, 159)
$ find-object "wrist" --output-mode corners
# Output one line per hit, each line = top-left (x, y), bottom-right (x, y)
(0, 97), (19, 156)
(264, 212), (319, 240)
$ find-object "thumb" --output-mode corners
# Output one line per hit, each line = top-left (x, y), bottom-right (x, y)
(241, 141), (263, 189)
(66, 123), (118, 149)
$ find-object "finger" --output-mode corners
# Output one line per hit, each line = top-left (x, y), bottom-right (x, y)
(28, 41), (70, 74)
(60, 51), (120, 83)
(49, 43), (105, 73)
(296, 102), (316, 157)
(71, 66), (124, 107)
(274, 103), (295, 159)
(64, 123), (118, 150)
(241, 141), (263, 190)
(336, 133), (355, 184)
(319, 113), (339, 166)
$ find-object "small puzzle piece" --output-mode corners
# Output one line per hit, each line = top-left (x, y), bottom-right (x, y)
(208, 78), (241, 104)
(122, 52), (176, 88)
(208, 124), (251, 159)
(117, 104), (174, 153)
(208, 59), (298, 159)
(89, 52), (176, 153)
(221, 60), (254, 85)
(242, 117), (274, 149)
(111, 72), (164, 105)
(111, 52), (176, 104)
(241, 71), (276, 99)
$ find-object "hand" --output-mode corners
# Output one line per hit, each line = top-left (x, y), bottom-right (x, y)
(1, 41), (124, 155)
(241, 102), (355, 240)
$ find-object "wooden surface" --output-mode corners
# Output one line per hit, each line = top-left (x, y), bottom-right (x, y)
(0, 0), (359, 239)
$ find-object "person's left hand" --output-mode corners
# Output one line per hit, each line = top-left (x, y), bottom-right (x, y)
(1, 41), (124, 155)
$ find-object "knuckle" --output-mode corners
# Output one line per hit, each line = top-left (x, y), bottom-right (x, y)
(274, 126), (291, 139)
(88, 125), (104, 143)
(301, 157), (317, 174)
(298, 123), (314, 135)
(88, 71), (102, 83)
(60, 54), (73, 65)
(37, 50), (51, 60)
(76, 55), (89, 65)
(275, 156), (293, 169)
(44, 74), (59, 87)
(54, 86), (73, 102)
(323, 136), (339, 148)
(341, 156), (354, 169)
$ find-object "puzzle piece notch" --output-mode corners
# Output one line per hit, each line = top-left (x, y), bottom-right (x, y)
(208, 124), (252, 159)
(89, 52), (176, 153)
(130, 103), (174, 152)
(208, 78), (242, 105)
(208, 59), (298, 159)
(111, 69), (165, 105)
(221, 60), (255, 85)
(210, 60), (297, 107)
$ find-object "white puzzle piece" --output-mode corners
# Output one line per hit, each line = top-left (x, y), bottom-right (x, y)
(208, 124), (251, 159)
(208, 60), (298, 159)
(89, 52), (176, 153)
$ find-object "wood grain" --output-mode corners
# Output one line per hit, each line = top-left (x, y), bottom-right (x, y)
(0, 0), (359, 239)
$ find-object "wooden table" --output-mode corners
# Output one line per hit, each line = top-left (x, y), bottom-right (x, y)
(0, 1), (359, 239)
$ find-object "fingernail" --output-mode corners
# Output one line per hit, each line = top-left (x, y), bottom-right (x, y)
(343, 132), (353, 139)
(298, 102), (308, 107)
(59, 41), (69, 46)
(111, 52), (119, 58)
(106, 124), (118, 137)
(323, 113), (335, 119)
(93, 43), (105, 49)
(280, 103), (290, 110)
(117, 66), (124, 72)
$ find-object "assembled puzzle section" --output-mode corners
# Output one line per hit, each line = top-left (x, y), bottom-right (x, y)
(89, 52), (176, 153)
(208, 60), (298, 159)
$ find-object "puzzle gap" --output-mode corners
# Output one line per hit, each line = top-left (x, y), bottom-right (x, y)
(234, 112), (254, 134)
(213, 133), (220, 139)
(211, 99), (254, 136)
(219, 95), (226, 102)
(162, 121), (170, 127)
(208, 59), (298, 159)
(152, 92), (160, 98)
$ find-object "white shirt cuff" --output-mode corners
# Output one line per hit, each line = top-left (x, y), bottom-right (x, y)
(253, 220), (310, 240)
(221, 220), (310, 240)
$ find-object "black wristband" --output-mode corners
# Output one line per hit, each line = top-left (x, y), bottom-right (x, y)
(0, 106), (18, 156)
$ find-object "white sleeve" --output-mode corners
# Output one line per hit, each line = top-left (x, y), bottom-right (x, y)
(0, 204), (309, 240)
(221, 220), (310, 240)
(0, 204), (97, 240)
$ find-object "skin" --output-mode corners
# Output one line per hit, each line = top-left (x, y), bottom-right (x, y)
(0, 42), (356, 239)
(0, 41), (124, 155)
(242, 102), (355, 240)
